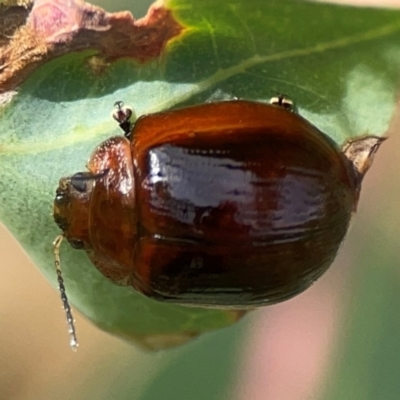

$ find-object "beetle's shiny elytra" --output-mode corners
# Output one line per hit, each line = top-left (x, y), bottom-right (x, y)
(53, 98), (384, 347)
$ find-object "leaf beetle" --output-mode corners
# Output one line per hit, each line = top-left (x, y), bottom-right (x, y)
(53, 95), (384, 349)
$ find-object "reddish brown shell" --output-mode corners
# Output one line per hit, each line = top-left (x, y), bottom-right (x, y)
(54, 100), (360, 307)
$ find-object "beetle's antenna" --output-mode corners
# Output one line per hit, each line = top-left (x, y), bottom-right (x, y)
(53, 235), (78, 351)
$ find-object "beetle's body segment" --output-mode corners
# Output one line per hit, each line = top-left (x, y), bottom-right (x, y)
(54, 100), (363, 307)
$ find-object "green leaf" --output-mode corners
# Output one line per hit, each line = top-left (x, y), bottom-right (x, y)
(1, 0), (400, 348)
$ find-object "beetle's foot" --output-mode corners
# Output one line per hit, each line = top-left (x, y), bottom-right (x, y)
(270, 95), (295, 112)
(112, 101), (136, 138)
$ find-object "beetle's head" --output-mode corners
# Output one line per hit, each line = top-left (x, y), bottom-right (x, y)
(53, 171), (97, 249)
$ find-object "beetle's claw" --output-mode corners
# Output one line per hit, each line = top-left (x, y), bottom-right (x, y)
(112, 101), (135, 137)
(270, 95), (295, 112)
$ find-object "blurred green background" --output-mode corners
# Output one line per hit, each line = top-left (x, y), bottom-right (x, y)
(1, 1), (400, 399)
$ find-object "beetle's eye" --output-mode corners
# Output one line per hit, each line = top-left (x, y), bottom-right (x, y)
(70, 170), (110, 192)
(70, 172), (91, 192)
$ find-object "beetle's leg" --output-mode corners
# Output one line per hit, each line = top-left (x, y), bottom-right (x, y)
(112, 101), (136, 138)
(270, 95), (297, 113)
